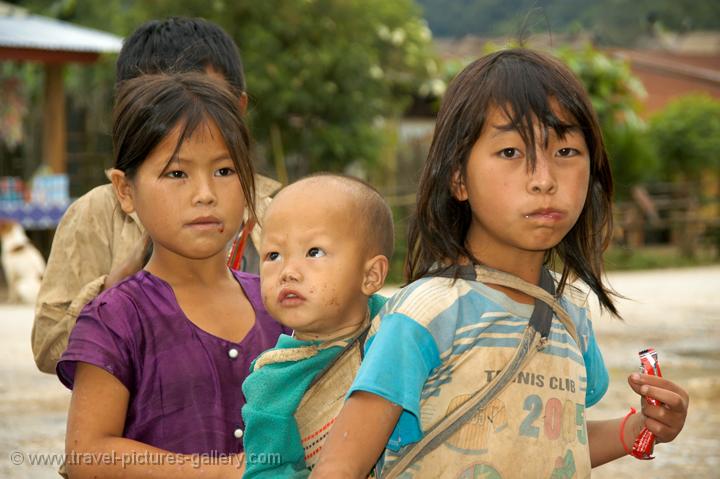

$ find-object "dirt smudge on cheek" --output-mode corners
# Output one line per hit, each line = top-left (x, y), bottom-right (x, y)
(321, 284), (340, 307)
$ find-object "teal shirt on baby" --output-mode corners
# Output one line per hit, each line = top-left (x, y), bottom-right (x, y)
(241, 294), (387, 479)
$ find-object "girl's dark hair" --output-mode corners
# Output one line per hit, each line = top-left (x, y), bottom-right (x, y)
(113, 72), (256, 221)
(406, 48), (618, 316)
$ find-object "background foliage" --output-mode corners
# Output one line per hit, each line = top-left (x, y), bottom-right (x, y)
(418, 0), (720, 45)
(4, 0), (719, 274)
(648, 94), (720, 183)
(6, 0), (716, 188)
(13, 0), (437, 182)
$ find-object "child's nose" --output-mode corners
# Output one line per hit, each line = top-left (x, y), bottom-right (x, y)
(192, 175), (217, 206)
(280, 262), (302, 283)
(527, 152), (557, 194)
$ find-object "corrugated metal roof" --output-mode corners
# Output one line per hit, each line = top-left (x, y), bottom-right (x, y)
(0, 9), (122, 53)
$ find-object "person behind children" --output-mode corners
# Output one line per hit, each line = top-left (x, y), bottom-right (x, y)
(241, 174), (393, 478)
(311, 49), (689, 478)
(57, 72), (290, 478)
(31, 16), (280, 374)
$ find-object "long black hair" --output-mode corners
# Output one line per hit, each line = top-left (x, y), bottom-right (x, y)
(406, 48), (618, 316)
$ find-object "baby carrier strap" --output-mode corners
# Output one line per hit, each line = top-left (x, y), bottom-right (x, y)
(295, 324), (373, 468)
(430, 263), (577, 343)
(471, 264), (578, 344)
(252, 343), (320, 372)
(381, 265), (574, 479)
(306, 323), (371, 390)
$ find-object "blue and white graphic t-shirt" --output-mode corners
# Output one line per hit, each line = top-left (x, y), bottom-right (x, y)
(349, 271), (608, 478)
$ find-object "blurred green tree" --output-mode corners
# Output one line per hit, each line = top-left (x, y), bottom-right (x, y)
(19, 0), (436, 181)
(647, 95), (720, 257)
(140, 0), (436, 180)
(648, 94), (720, 182)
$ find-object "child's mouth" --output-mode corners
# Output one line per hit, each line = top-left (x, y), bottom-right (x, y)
(186, 216), (224, 231)
(524, 208), (565, 221)
(278, 289), (306, 306)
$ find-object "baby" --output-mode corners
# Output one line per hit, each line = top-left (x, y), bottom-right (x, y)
(241, 173), (393, 478)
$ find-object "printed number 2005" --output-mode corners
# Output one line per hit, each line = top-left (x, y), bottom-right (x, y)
(519, 395), (587, 444)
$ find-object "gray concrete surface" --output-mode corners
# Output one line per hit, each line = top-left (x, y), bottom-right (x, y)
(588, 266), (720, 479)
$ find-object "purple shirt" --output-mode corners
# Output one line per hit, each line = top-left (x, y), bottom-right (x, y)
(57, 269), (290, 454)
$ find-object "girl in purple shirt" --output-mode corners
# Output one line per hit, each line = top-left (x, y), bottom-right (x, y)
(57, 73), (288, 478)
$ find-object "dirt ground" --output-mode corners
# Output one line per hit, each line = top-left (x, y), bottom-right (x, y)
(585, 266), (720, 478)
(1, 265), (718, 478)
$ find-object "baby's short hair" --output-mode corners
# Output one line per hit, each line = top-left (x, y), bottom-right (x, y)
(299, 173), (394, 260)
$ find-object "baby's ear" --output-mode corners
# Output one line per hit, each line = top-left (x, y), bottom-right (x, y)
(109, 169), (136, 214)
(450, 169), (468, 201)
(362, 254), (389, 296)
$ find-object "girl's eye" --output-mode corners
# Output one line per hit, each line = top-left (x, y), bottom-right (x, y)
(165, 170), (186, 179)
(557, 147), (580, 157)
(499, 148), (521, 159)
(307, 247), (326, 258)
(215, 167), (236, 177)
(265, 252), (280, 261)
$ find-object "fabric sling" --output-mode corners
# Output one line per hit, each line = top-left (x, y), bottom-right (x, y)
(307, 324), (371, 390)
(381, 264), (579, 479)
(294, 324), (371, 467)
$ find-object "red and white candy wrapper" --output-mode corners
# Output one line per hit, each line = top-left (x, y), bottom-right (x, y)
(632, 348), (663, 459)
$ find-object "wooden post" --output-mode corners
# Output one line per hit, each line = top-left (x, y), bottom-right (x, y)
(42, 63), (66, 173)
